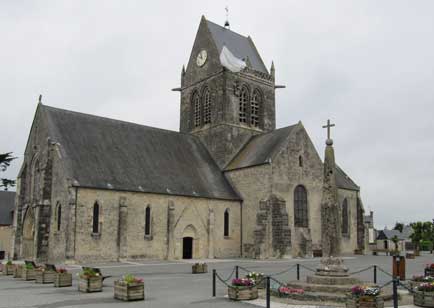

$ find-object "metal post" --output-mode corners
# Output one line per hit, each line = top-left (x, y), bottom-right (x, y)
(374, 265), (377, 284)
(392, 277), (398, 308)
(297, 263), (300, 281)
(212, 269), (216, 297)
(235, 265), (239, 279)
(266, 276), (271, 308)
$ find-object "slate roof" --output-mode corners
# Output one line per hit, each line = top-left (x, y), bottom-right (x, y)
(377, 228), (412, 241)
(0, 191), (15, 225)
(42, 105), (240, 201)
(225, 125), (298, 171)
(335, 165), (360, 191)
(206, 20), (268, 73)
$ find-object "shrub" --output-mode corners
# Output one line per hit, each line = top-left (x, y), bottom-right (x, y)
(79, 268), (99, 279)
(231, 278), (254, 287)
(119, 274), (143, 285)
(418, 282), (434, 292)
(351, 285), (380, 297)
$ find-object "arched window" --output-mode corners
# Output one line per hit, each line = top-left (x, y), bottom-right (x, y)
(203, 88), (211, 124)
(224, 209), (229, 237)
(250, 89), (261, 127)
(239, 86), (249, 123)
(294, 185), (308, 227)
(193, 91), (201, 127)
(31, 158), (40, 202)
(92, 202), (100, 233)
(56, 202), (62, 231)
(342, 198), (349, 235)
(145, 206), (151, 236)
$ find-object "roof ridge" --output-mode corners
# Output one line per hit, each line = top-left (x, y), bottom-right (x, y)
(205, 19), (249, 40)
(42, 104), (191, 137)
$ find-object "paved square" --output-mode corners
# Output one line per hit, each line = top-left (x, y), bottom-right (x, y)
(1, 254), (433, 308)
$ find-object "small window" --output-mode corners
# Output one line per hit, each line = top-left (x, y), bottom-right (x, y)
(299, 156), (303, 167)
(145, 206), (151, 236)
(239, 86), (248, 124)
(92, 202), (100, 234)
(57, 202), (62, 231)
(342, 199), (349, 235)
(224, 209), (229, 237)
(203, 88), (211, 124)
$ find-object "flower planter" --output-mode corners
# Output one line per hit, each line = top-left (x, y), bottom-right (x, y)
(425, 268), (434, 277)
(346, 296), (384, 308)
(78, 276), (103, 292)
(13, 265), (23, 278)
(114, 281), (145, 301)
(414, 290), (434, 307)
(35, 270), (56, 284)
(228, 286), (258, 301)
(2, 264), (15, 275)
(54, 273), (73, 287)
(192, 263), (208, 274)
(22, 268), (37, 281)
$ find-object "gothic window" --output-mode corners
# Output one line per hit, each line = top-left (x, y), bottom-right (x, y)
(239, 86), (249, 124)
(294, 185), (308, 227)
(224, 209), (229, 237)
(92, 202), (100, 234)
(299, 155), (303, 167)
(193, 91), (201, 128)
(250, 89), (261, 127)
(56, 202), (62, 231)
(342, 199), (349, 235)
(203, 88), (211, 124)
(145, 206), (151, 236)
(31, 158), (40, 202)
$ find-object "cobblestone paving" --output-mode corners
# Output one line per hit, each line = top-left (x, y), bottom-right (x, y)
(0, 253), (432, 308)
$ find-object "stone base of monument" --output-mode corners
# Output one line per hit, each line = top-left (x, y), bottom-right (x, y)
(283, 257), (393, 304)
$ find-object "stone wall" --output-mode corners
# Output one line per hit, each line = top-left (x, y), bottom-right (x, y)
(72, 188), (241, 262)
(0, 226), (13, 259)
(337, 188), (360, 254)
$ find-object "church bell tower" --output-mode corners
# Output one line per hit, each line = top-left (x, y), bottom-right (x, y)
(178, 16), (276, 168)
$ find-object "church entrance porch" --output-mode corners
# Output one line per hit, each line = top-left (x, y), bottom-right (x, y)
(22, 207), (35, 260)
(182, 237), (193, 259)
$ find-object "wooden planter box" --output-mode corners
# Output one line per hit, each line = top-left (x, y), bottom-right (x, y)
(228, 286), (258, 301)
(78, 276), (103, 292)
(54, 273), (73, 287)
(22, 268), (37, 281)
(346, 296), (384, 308)
(13, 265), (23, 278)
(114, 281), (144, 301)
(35, 270), (57, 284)
(414, 291), (434, 307)
(192, 263), (208, 274)
(3, 264), (15, 275)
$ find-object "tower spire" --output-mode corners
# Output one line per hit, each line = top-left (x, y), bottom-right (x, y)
(270, 61), (275, 79)
(224, 6), (230, 29)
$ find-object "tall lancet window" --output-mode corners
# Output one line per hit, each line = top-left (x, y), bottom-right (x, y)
(224, 209), (229, 237)
(294, 185), (308, 227)
(92, 202), (100, 234)
(342, 198), (349, 235)
(251, 89), (261, 127)
(239, 86), (249, 123)
(145, 205), (151, 236)
(193, 91), (201, 128)
(203, 88), (211, 124)
(56, 202), (62, 231)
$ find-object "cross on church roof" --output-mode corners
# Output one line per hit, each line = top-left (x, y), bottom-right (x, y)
(322, 119), (335, 144)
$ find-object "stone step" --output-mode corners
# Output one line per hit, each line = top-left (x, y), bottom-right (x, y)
(286, 281), (355, 294)
(272, 290), (348, 303)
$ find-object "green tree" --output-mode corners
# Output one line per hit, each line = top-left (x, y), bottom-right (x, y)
(0, 152), (16, 191)
(410, 221), (433, 252)
(393, 222), (404, 233)
(391, 235), (400, 251)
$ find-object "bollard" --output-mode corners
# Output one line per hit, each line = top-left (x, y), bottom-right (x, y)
(235, 265), (239, 279)
(212, 269), (216, 297)
(373, 265), (377, 284)
(297, 263), (300, 281)
(392, 277), (398, 308)
(266, 276), (271, 308)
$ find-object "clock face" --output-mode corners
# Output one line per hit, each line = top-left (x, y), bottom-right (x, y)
(196, 50), (207, 67)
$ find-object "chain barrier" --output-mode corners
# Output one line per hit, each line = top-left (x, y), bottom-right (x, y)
(376, 266), (393, 277)
(215, 272), (235, 288)
(349, 265), (374, 275)
(299, 264), (316, 272)
(398, 281), (415, 294)
(377, 279), (394, 290)
(237, 266), (252, 274)
(216, 267), (236, 283)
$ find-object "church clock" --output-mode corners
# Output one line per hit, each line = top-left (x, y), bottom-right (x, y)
(196, 50), (207, 67)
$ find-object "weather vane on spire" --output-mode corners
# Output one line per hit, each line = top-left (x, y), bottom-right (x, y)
(224, 6), (230, 29)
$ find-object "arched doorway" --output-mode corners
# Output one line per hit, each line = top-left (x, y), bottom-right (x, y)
(183, 237), (193, 259)
(22, 207), (35, 259)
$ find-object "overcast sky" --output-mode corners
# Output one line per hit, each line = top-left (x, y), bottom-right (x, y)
(1, 1), (433, 229)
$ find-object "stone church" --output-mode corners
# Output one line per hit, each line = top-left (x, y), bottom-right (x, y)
(12, 16), (365, 263)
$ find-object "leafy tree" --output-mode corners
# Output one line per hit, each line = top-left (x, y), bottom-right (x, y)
(0, 152), (16, 191)
(393, 222), (404, 233)
(410, 221), (434, 252)
(391, 235), (400, 251)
